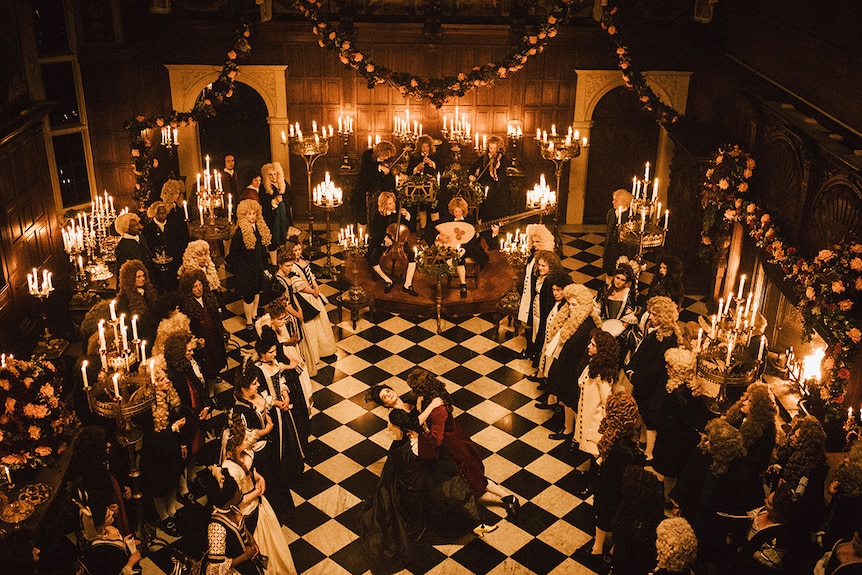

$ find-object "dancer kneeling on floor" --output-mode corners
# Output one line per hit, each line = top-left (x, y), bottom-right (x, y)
(406, 367), (521, 518)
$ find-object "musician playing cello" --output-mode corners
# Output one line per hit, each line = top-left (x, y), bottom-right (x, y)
(354, 140), (398, 225)
(470, 135), (511, 249)
(367, 191), (419, 296)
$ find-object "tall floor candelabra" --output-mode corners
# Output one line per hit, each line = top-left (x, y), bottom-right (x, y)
(617, 163), (669, 264)
(498, 233), (531, 311)
(338, 225), (370, 302)
(506, 122), (524, 176)
(537, 125), (584, 245)
(287, 132), (332, 255)
(337, 114), (355, 171)
(313, 173), (344, 279)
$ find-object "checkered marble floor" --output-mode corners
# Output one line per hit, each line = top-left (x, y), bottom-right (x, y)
(137, 227), (707, 575)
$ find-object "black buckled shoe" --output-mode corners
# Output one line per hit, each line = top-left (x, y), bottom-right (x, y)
(402, 285), (419, 296)
(460, 284), (468, 298)
(501, 495), (520, 518)
(383, 281), (394, 293)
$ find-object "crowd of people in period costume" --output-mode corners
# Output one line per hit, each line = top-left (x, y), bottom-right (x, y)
(11, 151), (862, 575)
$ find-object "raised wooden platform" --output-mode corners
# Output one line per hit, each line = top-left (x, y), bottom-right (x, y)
(346, 249), (515, 319)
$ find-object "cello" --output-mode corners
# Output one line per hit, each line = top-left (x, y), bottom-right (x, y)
(378, 190), (414, 282)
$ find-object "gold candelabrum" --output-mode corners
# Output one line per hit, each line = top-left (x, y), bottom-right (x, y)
(506, 122), (524, 176)
(286, 124), (333, 255)
(337, 225), (369, 302)
(337, 114), (355, 171)
(62, 192), (122, 290)
(617, 163), (669, 263)
(537, 125), (585, 244)
(418, 244), (462, 334)
(194, 154), (231, 226)
(312, 172), (344, 279)
(696, 277), (766, 410)
(27, 267), (57, 347)
(441, 106), (473, 166)
(498, 232), (531, 312)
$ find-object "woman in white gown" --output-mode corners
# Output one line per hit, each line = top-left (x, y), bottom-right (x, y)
(284, 240), (336, 367)
(222, 413), (296, 575)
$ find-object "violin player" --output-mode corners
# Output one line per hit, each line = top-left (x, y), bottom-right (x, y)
(354, 140), (398, 225)
(366, 191), (419, 296)
(470, 135), (511, 249)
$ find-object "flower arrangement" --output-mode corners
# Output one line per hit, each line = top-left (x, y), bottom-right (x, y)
(445, 169), (485, 207)
(600, 2), (682, 126)
(700, 143), (861, 422)
(297, 0), (584, 108)
(417, 244), (462, 277)
(699, 145), (756, 264)
(122, 22), (253, 205)
(396, 173), (440, 209)
(0, 356), (78, 470)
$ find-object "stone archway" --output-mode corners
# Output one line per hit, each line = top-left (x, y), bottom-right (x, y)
(164, 64), (291, 183)
(568, 70), (691, 224)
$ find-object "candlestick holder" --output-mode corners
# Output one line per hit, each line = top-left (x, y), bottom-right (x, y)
(537, 131), (582, 246)
(506, 125), (524, 176)
(498, 241), (531, 312)
(618, 194), (667, 264)
(338, 230), (370, 302)
(287, 135), (331, 256)
(312, 177), (344, 280)
(338, 124), (355, 172)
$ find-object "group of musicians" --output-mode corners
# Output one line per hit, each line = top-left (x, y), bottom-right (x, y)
(355, 134), (511, 298)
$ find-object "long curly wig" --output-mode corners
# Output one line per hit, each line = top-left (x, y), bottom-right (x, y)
(178, 269), (220, 323)
(655, 517), (698, 571)
(152, 312), (191, 357)
(611, 464), (665, 537)
(149, 355), (180, 433)
(588, 328), (620, 382)
(724, 382), (777, 452)
(261, 162), (286, 195)
(163, 331), (193, 372)
(117, 259), (158, 316)
(526, 224), (554, 252)
(597, 392), (641, 460)
(534, 250), (564, 276)
(177, 239), (221, 291)
(546, 283), (602, 349)
(646, 295), (683, 342)
(774, 415), (827, 493)
(835, 442), (862, 498)
(406, 367), (453, 409)
(703, 417), (747, 477)
(160, 179), (185, 211)
(236, 199), (272, 250)
(665, 347), (697, 392)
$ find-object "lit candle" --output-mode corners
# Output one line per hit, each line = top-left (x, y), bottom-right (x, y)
(711, 314), (717, 336)
(109, 300), (117, 321)
(113, 373), (121, 398)
(652, 178), (659, 202)
(758, 336), (766, 361)
(718, 298), (724, 319)
(737, 274), (746, 300)
(367, 135), (372, 149)
(616, 206), (622, 225)
(726, 340), (734, 367)
(227, 194), (233, 223)
(140, 340), (147, 363)
(696, 328), (703, 352)
(81, 360), (90, 389)
(631, 176), (637, 196)
(199, 204), (205, 226)
(644, 162), (650, 181)
(663, 210), (669, 230)
(4, 466), (11, 486)
(281, 130), (287, 143)
(743, 292), (753, 319)
(98, 320), (106, 350)
(149, 359), (156, 386)
(183, 200), (189, 220)
(121, 324), (128, 351)
(205, 154), (210, 172)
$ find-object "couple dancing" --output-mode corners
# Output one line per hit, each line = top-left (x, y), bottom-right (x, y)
(361, 367), (520, 574)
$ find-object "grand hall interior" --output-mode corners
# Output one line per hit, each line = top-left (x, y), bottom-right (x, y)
(0, 1), (861, 574)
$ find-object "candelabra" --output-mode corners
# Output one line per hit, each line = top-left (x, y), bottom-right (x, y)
(194, 154), (231, 225)
(27, 268), (59, 351)
(498, 232), (531, 312)
(337, 225), (370, 302)
(441, 106), (473, 167)
(286, 124), (334, 255)
(617, 163), (669, 264)
(537, 125), (585, 243)
(417, 244), (461, 334)
(525, 174), (557, 220)
(393, 108), (422, 147)
(506, 122), (524, 176)
(312, 172), (344, 279)
(337, 114), (355, 171)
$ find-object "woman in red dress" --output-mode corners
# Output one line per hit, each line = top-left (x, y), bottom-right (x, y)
(406, 367), (520, 518)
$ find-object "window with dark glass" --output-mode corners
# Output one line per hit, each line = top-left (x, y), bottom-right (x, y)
(52, 133), (90, 208)
(32, 0), (70, 56)
(41, 62), (80, 127)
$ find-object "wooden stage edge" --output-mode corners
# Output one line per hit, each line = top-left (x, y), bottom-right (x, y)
(339, 249), (515, 319)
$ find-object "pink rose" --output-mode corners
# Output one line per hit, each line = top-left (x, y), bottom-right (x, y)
(839, 300), (854, 311)
(40, 383), (54, 398)
(850, 257), (862, 271)
(29, 425), (41, 440)
(715, 155), (724, 164)
(806, 286), (816, 300)
(365, 64), (374, 73)
(35, 446), (52, 457)
(832, 281), (845, 294)
(724, 209), (738, 221)
(737, 182), (749, 192)
(746, 203), (757, 214)
(718, 179), (729, 190)
(743, 169), (753, 179)
(5, 397), (15, 414)
(353, 53), (364, 62)
(701, 236), (712, 246)
(760, 214), (771, 225)
(848, 328), (862, 344)
(746, 158), (756, 170)
(815, 249), (835, 263)
(852, 244), (862, 253)
(856, 277), (862, 290)
(765, 228), (774, 239)
(705, 168), (714, 179)
(735, 198), (743, 208)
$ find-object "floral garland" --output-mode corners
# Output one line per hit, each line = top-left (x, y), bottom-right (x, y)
(701, 145), (862, 421)
(297, 0), (584, 108)
(0, 356), (78, 470)
(121, 22), (253, 205)
(600, 2), (682, 126)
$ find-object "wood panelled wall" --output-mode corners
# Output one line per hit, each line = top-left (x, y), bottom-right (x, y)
(0, 107), (64, 353)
